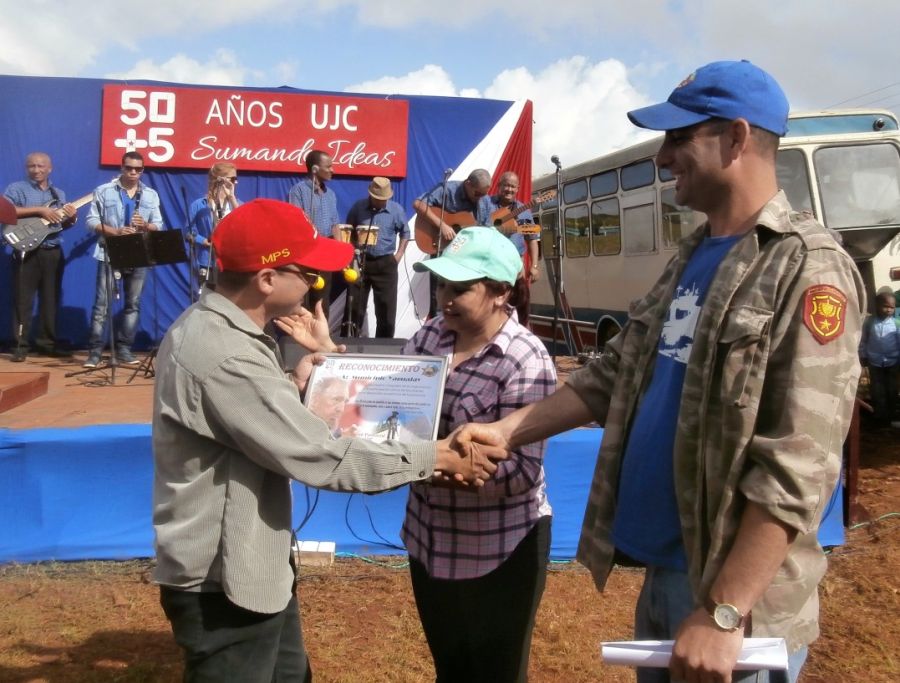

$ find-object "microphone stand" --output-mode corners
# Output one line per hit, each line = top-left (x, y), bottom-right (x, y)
(549, 155), (569, 361)
(434, 168), (452, 255)
(67, 198), (121, 384)
(427, 169), (453, 319)
(181, 186), (198, 303)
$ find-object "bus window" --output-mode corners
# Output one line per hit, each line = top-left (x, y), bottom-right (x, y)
(563, 179), (588, 204)
(622, 160), (655, 191)
(539, 211), (558, 259)
(786, 113), (899, 137)
(815, 144), (900, 229)
(591, 197), (621, 255)
(776, 149), (814, 216)
(590, 170), (618, 197)
(660, 188), (698, 248)
(659, 166), (674, 182)
(623, 203), (656, 255)
(565, 204), (591, 257)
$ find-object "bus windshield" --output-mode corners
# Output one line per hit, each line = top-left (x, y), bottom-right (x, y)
(815, 144), (900, 229)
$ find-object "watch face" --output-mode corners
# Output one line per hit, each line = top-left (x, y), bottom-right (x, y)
(713, 603), (742, 631)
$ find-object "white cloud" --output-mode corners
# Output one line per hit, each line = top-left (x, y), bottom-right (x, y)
(346, 64), (469, 97)
(105, 50), (254, 86)
(489, 57), (655, 173)
(0, 0), (289, 77)
(345, 57), (655, 175)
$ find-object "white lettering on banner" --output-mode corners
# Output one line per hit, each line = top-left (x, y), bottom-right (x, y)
(101, 84), (408, 174)
(205, 96), (285, 129)
(191, 136), (311, 165)
(329, 140), (396, 169)
(310, 104), (359, 132)
(116, 90), (177, 162)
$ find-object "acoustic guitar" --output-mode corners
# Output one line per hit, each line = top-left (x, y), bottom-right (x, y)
(488, 189), (556, 231)
(2, 193), (93, 253)
(413, 190), (553, 256)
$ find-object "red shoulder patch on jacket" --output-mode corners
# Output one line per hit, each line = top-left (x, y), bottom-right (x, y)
(802, 285), (848, 345)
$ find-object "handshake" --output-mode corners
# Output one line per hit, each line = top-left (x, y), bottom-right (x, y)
(433, 424), (509, 487)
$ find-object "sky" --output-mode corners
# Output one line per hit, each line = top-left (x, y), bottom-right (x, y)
(2, 0), (899, 175)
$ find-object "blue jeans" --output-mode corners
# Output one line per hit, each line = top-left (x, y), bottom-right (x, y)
(87, 262), (147, 353)
(634, 565), (807, 683)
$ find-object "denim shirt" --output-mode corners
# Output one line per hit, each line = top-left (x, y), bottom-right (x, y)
(345, 198), (410, 258)
(86, 180), (163, 261)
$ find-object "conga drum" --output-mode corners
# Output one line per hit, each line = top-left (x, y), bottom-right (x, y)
(335, 224), (354, 243)
(355, 224), (380, 247)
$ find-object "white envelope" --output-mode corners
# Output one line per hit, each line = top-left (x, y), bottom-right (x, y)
(601, 638), (788, 670)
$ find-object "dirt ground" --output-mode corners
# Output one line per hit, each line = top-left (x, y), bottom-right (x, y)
(1, 372), (898, 681)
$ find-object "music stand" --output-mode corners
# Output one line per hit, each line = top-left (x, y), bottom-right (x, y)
(112, 231), (188, 382)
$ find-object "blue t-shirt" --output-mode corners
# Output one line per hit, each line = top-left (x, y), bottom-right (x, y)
(612, 234), (740, 570)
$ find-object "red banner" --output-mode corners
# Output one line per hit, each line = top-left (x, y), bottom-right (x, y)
(99, 85), (409, 177)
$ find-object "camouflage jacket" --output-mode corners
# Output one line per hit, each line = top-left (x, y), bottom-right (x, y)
(569, 192), (864, 651)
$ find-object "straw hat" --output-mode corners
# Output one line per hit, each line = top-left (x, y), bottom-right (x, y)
(368, 177), (393, 200)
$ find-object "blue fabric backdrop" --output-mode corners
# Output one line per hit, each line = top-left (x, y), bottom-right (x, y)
(0, 425), (844, 564)
(0, 75), (513, 348)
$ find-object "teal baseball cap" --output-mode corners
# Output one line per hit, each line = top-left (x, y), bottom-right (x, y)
(413, 226), (522, 285)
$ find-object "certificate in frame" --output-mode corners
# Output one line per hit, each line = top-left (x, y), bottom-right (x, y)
(304, 354), (448, 443)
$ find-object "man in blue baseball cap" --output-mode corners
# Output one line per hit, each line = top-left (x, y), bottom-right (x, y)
(455, 60), (865, 683)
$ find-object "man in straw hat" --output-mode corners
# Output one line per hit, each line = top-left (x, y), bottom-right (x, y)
(152, 199), (506, 682)
(344, 176), (410, 337)
(458, 60), (865, 683)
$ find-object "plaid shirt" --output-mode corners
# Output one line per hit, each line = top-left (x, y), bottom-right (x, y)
(401, 310), (556, 579)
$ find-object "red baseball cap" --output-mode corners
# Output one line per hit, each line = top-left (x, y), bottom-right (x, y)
(212, 199), (352, 272)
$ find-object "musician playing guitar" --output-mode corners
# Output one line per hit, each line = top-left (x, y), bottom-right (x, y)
(4, 152), (77, 362)
(412, 169), (492, 317)
(483, 171), (540, 325)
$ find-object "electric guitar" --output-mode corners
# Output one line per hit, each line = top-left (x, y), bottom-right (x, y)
(488, 189), (557, 231)
(413, 196), (547, 256)
(2, 193), (93, 253)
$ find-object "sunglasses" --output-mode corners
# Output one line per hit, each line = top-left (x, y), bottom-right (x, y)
(276, 266), (320, 287)
(122, 165), (144, 173)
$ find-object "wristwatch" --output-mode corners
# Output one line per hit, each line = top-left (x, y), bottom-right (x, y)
(705, 597), (746, 632)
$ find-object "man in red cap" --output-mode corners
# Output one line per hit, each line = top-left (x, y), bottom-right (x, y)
(151, 199), (506, 682)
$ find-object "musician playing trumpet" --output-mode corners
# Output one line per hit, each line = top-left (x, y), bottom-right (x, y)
(187, 162), (241, 289)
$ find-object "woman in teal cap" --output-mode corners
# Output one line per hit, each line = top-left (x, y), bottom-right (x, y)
(402, 226), (557, 682)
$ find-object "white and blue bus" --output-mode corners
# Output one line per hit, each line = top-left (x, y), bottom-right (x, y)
(529, 109), (900, 352)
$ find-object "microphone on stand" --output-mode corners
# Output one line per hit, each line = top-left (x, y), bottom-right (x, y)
(309, 274), (326, 290)
(343, 250), (360, 284)
(551, 155), (561, 170)
(444, 167), (453, 178)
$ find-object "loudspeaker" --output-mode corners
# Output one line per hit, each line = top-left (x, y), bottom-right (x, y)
(278, 336), (408, 370)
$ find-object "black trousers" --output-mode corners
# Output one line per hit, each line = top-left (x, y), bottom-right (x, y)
(160, 586), (312, 683)
(409, 516), (552, 683)
(11, 246), (62, 350)
(348, 253), (399, 337)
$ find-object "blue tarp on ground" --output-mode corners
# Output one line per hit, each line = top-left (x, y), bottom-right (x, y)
(0, 424), (844, 564)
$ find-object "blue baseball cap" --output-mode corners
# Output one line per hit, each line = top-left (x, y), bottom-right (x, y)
(413, 227), (521, 285)
(627, 60), (789, 136)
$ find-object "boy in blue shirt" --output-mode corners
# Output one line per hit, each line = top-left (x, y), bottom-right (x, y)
(860, 290), (900, 427)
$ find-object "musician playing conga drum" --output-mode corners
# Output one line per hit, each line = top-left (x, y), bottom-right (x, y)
(344, 177), (410, 338)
